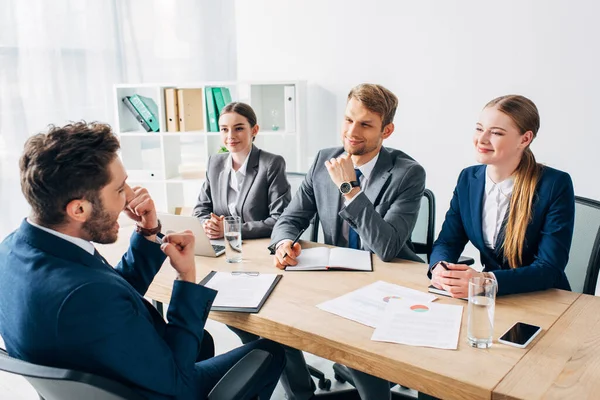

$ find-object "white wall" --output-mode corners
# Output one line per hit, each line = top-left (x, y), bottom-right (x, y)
(235, 0), (600, 238)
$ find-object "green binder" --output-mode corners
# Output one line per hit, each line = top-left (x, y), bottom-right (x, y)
(205, 87), (219, 132)
(129, 95), (160, 132)
(213, 87), (226, 114)
(221, 87), (232, 104)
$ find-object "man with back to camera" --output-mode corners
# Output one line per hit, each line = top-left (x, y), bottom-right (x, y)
(231, 83), (427, 400)
(0, 122), (285, 399)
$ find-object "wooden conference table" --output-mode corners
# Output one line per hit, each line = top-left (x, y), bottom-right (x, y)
(99, 233), (598, 400)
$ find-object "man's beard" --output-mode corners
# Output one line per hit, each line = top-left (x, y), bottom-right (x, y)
(82, 197), (119, 244)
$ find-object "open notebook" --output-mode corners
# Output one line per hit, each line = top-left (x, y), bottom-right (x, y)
(285, 247), (373, 271)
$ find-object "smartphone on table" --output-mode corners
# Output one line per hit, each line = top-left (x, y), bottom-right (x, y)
(498, 322), (542, 348)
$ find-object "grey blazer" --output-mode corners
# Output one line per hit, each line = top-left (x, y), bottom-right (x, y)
(193, 145), (291, 239)
(270, 146), (426, 262)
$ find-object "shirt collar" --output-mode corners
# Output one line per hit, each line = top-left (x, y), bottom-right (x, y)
(27, 218), (96, 255)
(354, 152), (380, 181)
(227, 152), (250, 177)
(485, 167), (515, 196)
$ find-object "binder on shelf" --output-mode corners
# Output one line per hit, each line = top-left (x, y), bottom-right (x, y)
(213, 87), (226, 114)
(164, 88), (179, 132)
(129, 95), (160, 132)
(199, 271), (282, 313)
(284, 85), (296, 133)
(177, 88), (204, 132)
(205, 87), (219, 132)
(122, 96), (152, 132)
(221, 87), (232, 104)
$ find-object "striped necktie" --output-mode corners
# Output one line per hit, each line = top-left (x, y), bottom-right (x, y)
(348, 168), (362, 249)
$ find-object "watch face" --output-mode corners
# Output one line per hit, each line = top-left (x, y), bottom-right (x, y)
(340, 182), (352, 194)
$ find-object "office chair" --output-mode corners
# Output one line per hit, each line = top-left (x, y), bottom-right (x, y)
(0, 347), (273, 400)
(564, 196), (600, 295)
(411, 189), (474, 265)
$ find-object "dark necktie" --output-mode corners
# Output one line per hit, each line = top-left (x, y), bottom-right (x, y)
(348, 169), (362, 249)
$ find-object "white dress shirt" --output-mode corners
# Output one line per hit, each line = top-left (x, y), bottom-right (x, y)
(27, 218), (95, 255)
(341, 152), (380, 246)
(226, 153), (250, 216)
(481, 168), (514, 250)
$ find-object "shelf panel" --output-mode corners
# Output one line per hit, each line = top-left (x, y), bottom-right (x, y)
(119, 130), (206, 137)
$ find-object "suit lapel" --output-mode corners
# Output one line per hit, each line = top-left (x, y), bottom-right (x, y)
(215, 163), (229, 216)
(470, 166), (486, 250)
(363, 148), (392, 205)
(325, 148), (346, 246)
(236, 146), (260, 217)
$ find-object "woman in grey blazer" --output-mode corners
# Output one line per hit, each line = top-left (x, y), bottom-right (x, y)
(192, 102), (291, 239)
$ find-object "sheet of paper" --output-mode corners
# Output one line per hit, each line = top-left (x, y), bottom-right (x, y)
(372, 298), (463, 349)
(290, 247), (331, 270)
(317, 281), (437, 328)
(329, 247), (372, 271)
(203, 272), (278, 308)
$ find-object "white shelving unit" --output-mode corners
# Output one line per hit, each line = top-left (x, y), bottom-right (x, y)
(113, 80), (306, 213)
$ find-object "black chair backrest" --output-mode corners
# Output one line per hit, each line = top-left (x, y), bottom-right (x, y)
(565, 196), (600, 295)
(285, 172), (320, 242)
(411, 189), (435, 263)
(0, 348), (144, 400)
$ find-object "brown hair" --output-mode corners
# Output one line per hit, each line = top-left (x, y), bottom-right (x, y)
(347, 84), (398, 129)
(220, 102), (258, 128)
(19, 121), (120, 228)
(485, 95), (543, 269)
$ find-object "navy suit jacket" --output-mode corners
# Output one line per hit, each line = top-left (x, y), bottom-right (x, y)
(429, 165), (575, 296)
(0, 220), (217, 399)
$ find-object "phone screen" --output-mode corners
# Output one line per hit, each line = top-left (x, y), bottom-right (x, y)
(500, 322), (541, 345)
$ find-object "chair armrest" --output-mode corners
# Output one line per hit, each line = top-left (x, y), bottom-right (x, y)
(207, 349), (272, 400)
(459, 255), (475, 266)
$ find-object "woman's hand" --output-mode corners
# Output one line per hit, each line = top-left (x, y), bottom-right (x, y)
(202, 213), (224, 239)
(431, 263), (484, 298)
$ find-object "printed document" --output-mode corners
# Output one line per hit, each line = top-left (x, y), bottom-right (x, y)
(372, 298), (463, 349)
(203, 272), (278, 308)
(316, 281), (437, 327)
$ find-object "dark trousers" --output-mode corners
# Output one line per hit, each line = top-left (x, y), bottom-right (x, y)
(194, 337), (286, 400)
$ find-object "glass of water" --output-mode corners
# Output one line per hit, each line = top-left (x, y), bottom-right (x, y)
(467, 276), (497, 348)
(223, 216), (242, 263)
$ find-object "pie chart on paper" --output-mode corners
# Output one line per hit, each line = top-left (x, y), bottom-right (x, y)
(410, 304), (429, 313)
(383, 295), (402, 303)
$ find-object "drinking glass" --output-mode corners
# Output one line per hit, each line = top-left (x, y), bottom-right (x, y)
(467, 276), (497, 348)
(223, 216), (242, 263)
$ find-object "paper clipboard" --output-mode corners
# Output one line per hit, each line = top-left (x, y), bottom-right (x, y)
(199, 271), (282, 313)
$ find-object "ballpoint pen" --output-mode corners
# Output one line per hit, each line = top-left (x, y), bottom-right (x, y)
(283, 227), (306, 259)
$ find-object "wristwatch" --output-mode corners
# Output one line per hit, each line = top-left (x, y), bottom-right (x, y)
(339, 181), (360, 195)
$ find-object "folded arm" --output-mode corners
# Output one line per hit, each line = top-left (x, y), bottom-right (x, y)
(243, 156), (291, 239)
(114, 232), (167, 296)
(340, 163), (426, 262)
(57, 280), (216, 397)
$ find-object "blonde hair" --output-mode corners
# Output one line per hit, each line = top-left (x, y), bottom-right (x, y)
(347, 84), (398, 128)
(485, 95), (543, 269)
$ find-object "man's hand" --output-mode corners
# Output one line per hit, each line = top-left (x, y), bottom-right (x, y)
(273, 240), (302, 270)
(325, 153), (356, 191)
(431, 263), (483, 298)
(160, 230), (196, 282)
(202, 213), (224, 239)
(124, 186), (158, 230)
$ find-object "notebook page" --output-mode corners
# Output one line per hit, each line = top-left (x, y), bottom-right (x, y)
(329, 247), (372, 271)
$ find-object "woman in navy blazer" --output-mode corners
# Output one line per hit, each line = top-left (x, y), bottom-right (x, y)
(429, 95), (575, 297)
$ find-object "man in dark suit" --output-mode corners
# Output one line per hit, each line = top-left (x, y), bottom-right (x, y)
(270, 84), (426, 400)
(0, 122), (285, 400)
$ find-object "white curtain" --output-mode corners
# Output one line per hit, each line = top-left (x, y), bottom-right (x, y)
(0, 0), (237, 238)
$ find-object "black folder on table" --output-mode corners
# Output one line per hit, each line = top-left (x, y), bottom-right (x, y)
(199, 271), (282, 313)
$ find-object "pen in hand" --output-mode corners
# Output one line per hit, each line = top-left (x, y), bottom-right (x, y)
(283, 228), (306, 259)
(440, 261), (450, 270)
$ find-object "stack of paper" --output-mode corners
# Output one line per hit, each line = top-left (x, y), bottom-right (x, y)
(317, 281), (463, 349)
(371, 299), (463, 349)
